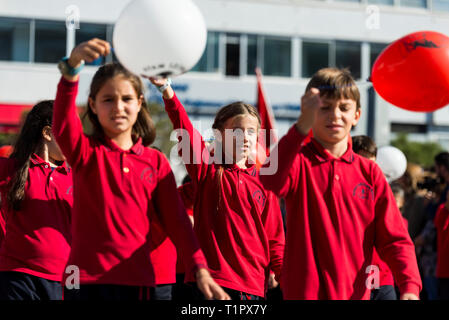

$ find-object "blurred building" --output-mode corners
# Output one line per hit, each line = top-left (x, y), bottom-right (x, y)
(1, 0), (449, 150)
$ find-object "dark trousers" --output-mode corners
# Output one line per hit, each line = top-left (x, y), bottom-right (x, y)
(370, 285), (398, 300)
(0, 271), (63, 300)
(63, 284), (152, 301)
(438, 278), (449, 300)
(150, 284), (173, 300)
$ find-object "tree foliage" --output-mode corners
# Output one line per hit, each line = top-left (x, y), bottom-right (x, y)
(391, 133), (445, 169)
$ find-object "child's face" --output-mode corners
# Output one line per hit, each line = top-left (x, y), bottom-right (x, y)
(89, 76), (142, 141)
(219, 114), (259, 164)
(313, 96), (360, 145)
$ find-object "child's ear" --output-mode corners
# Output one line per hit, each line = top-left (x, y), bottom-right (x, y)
(42, 126), (53, 142)
(138, 95), (143, 112)
(88, 97), (97, 114)
(353, 108), (362, 126)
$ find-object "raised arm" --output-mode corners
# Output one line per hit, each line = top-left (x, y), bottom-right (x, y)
(53, 39), (110, 168)
(259, 88), (320, 197)
(148, 78), (210, 184)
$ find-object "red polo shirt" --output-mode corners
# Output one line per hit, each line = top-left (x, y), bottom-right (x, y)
(434, 204), (449, 278)
(163, 94), (285, 297)
(53, 77), (207, 287)
(0, 154), (72, 281)
(260, 125), (421, 300)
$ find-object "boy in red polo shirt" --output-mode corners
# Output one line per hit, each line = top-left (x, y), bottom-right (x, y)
(260, 68), (421, 300)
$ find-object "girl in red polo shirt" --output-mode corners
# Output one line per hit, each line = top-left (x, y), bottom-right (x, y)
(148, 77), (285, 300)
(0, 100), (72, 300)
(53, 38), (228, 300)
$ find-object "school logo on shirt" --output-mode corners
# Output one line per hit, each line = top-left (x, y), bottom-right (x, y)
(352, 183), (374, 201)
(140, 166), (155, 184)
(252, 190), (266, 207)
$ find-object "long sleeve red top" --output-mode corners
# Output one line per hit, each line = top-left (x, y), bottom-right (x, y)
(434, 203), (449, 278)
(53, 77), (207, 287)
(163, 93), (285, 297)
(260, 125), (421, 300)
(0, 155), (72, 281)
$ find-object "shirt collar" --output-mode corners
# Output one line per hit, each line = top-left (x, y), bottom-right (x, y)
(30, 153), (71, 174)
(222, 162), (257, 176)
(103, 136), (144, 156)
(308, 135), (355, 164)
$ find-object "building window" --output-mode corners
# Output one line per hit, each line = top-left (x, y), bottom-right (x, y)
(336, 41), (361, 79)
(34, 20), (66, 63)
(302, 41), (329, 78)
(433, 0), (449, 11)
(76, 23), (107, 65)
(391, 123), (427, 133)
(367, 0), (394, 4)
(192, 31), (219, 73)
(264, 37), (291, 77)
(0, 17), (30, 62)
(370, 42), (388, 70)
(247, 34), (258, 75)
(225, 33), (240, 76)
(400, 0), (427, 8)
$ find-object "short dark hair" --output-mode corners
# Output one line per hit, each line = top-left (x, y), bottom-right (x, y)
(435, 152), (449, 171)
(352, 135), (377, 158)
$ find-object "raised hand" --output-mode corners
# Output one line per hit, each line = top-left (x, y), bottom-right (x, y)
(295, 88), (322, 136)
(68, 38), (111, 68)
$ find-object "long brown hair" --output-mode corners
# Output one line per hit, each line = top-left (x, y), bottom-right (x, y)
(7, 100), (54, 211)
(85, 63), (156, 146)
(211, 102), (261, 210)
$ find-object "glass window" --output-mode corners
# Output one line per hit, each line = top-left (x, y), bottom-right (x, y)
(247, 34), (258, 75)
(370, 42), (388, 70)
(225, 33), (240, 76)
(334, 0), (361, 2)
(400, 0), (427, 8)
(367, 0), (394, 4)
(336, 41), (361, 79)
(0, 17), (30, 62)
(76, 23), (107, 65)
(192, 31), (219, 73)
(433, 0), (449, 11)
(34, 20), (66, 63)
(302, 41), (329, 78)
(264, 37), (291, 77)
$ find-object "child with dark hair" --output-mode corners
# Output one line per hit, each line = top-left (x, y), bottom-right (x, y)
(260, 68), (421, 300)
(53, 38), (228, 300)
(0, 100), (72, 300)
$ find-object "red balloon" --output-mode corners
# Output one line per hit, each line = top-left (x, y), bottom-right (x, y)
(371, 31), (449, 112)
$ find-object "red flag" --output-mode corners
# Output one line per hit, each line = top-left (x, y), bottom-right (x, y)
(255, 68), (277, 169)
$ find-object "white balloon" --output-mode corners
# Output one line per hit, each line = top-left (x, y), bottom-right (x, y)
(113, 0), (207, 77)
(376, 146), (407, 183)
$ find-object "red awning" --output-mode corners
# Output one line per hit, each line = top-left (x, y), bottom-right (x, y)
(0, 103), (85, 134)
(0, 104), (33, 134)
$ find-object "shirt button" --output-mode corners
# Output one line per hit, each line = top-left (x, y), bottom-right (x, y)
(45, 165), (48, 168)
(239, 180), (243, 184)
(50, 177), (53, 181)
(335, 175), (340, 181)
(123, 167), (130, 173)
